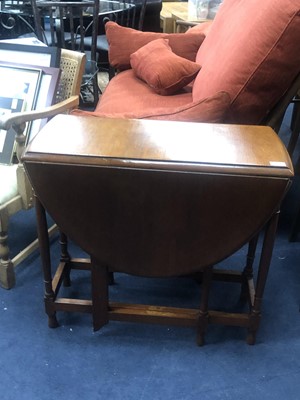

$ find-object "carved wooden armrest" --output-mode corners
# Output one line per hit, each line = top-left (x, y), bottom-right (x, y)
(0, 96), (79, 163)
(0, 96), (79, 130)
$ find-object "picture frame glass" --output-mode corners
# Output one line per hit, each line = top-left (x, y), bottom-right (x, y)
(0, 64), (42, 164)
(0, 42), (60, 67)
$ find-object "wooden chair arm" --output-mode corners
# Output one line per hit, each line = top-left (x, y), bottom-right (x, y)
(0, 95), (79, 131)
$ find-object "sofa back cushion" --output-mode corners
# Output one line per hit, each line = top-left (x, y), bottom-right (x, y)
(192, 0), (300, 124)
(106, 21), (206, 70)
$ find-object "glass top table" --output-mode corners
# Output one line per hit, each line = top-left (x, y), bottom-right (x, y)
(0, 1), (135, 16)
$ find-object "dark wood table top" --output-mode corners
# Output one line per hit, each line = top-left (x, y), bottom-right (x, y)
(25, 114), (293, 177)
(23, 115), (293, 276)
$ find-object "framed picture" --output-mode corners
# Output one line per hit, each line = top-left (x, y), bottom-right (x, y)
(0, 61), (61, 159)
(28, 64), (61, 143)
(0, 42), (60, 67)
(0, 64), (42, 164)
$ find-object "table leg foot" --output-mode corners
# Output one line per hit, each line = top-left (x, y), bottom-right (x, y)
(48, 313), (59, 329)
(246, 331), (256, 345)
(196, 332), (205, 346)
(196, 312), (208, 346)
(246, 311), (260, 344)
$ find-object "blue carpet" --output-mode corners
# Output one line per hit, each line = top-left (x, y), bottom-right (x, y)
(1, 111), (300, 399)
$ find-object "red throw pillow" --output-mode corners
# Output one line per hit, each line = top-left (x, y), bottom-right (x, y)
(130, 39), (201, 95)
(106, 21), (206, 71)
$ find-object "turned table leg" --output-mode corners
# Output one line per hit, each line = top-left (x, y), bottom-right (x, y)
(247, 211), (280, 345)
(35, 196), (59, 328)
(91, 257), (109, 332)
(59, 231), (71, 287)
(240, 235), (259, 303)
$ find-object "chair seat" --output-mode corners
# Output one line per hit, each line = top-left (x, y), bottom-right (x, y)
(0, 164), (18, 205)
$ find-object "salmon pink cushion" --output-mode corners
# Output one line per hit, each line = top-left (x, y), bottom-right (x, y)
(73, 91), (230, 122)
(130, 39), (201, 95)
(192, 0), (300, 124)
(106, 21), (206, 71)
(73, 69), (230, 123)
(143, 91), (230, 122)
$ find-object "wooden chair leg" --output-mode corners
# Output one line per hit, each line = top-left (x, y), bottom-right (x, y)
(0, 232), (15, 289)
(0, 210), (16, 289)
(197, 265), (213, 346)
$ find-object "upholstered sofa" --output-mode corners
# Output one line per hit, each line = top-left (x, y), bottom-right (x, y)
(75, 0), (300, 127)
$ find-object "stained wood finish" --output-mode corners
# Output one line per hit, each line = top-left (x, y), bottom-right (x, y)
(23, 115), (293, 344)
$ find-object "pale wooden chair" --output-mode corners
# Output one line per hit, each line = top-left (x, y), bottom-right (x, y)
(0, 49), (85, 289)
